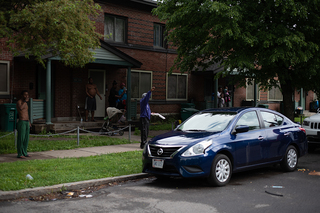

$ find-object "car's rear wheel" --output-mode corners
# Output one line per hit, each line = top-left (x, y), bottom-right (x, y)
(281, 145), (298, 172)
(208, 154), (232, 186)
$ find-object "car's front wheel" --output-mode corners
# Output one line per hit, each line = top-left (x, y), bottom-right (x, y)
(208, 154), (232, 186)
(281, 145), (298, 172)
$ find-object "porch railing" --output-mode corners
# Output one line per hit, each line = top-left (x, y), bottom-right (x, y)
(129, 100), (137, 120)
(28, 98), (46, 124)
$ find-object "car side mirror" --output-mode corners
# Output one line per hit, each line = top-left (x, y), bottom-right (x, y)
(233, 125), (250, 134)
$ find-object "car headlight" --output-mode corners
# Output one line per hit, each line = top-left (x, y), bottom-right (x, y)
(182, 139), (212, 157)
(302, 120), (310, 126)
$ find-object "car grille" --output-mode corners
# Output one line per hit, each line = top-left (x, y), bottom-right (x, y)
(310, 122), (320, 129)
(148, 145), (183, 158)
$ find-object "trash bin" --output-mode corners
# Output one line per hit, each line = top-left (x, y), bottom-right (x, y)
(181, 103), (195, 109)
(257, 104), (269, 108)
(181, 108), (199, 121)
(309, 101), (319, 112)
(295, 106), (303, 115)
(0, 103), (17, 132)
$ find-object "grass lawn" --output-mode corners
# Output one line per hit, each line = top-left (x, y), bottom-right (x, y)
(0, 133), (139, 154)
(0, 151), (143, 191)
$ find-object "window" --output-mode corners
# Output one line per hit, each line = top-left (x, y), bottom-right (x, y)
(260, 111), (283, 128)
(154, 23), (166, 48)
(104, 14), (126, 43)
(268, 83), (283, 101)
(236, 111), (260, 131)
(0, 61), (10, 95)
(131, 70), (152, 99)
(167, 73), (188, 100)
(246, 79), (260, 101)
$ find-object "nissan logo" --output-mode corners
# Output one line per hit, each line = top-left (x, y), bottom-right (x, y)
(157, 148), (164, 156)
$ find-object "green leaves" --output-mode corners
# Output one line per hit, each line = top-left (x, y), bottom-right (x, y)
(1, 0), (102, 67)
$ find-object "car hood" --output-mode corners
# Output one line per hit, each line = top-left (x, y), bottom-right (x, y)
(149, 130), (221, 146)
(304, 113), (320, 122)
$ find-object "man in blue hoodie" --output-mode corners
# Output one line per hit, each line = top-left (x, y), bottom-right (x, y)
(140, 86), (155, 149)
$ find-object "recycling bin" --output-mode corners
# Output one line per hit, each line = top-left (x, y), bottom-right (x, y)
(295, 106), (303, 115)
(181, 103), (195, 109)
(0, 104), (17, 131)
(257, 104), (269, 108)
(181, 108), (199, 122)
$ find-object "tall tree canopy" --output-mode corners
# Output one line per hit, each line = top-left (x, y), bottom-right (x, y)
(0, 0), (101, 67)
(154, 0), (320, 120)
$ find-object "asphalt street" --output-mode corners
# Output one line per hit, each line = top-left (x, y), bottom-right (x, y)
(1, 149), (320, 213)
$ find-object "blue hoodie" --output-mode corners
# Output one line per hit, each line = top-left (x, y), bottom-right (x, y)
(140, 90), (152, 120)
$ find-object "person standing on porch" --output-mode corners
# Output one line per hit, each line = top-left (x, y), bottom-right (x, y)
(85, 77), (102, 122)
(16, 90), (32, 159)
(140, 86), (155, 149)
(108, 80), (125, 108)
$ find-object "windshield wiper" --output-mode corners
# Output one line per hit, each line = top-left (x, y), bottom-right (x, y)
(184, 129), (205, 132)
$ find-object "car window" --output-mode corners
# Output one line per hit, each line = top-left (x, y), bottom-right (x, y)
(235, 111), (260, 131)
(178, 112), (236, 132)
(260, 111), (283, 128)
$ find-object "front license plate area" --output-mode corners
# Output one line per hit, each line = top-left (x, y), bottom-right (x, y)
(152, 159), (164, 169)
(317, 131), (320, 138)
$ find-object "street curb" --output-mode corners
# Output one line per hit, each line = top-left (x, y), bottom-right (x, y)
(0, 173), (151, 201)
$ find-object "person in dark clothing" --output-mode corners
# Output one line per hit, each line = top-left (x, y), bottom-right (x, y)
(108, 81), (124, 107)
(140, 86), (155, 149)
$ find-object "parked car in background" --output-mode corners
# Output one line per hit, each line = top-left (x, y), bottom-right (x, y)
(142, 107), (308, 186)
(302, 111), (320, 151)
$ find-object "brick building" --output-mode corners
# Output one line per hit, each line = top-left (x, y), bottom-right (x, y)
(0, 0), (317, 126)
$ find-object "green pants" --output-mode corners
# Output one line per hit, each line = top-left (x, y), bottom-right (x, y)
(17, 120), (30, 157)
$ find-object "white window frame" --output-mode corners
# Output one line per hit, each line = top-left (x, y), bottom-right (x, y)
(0, 61), (10, 95)
(131, 70), (153, 100)
(104, 14), (127, 43)
(268, 82), (283, 101)
(246, 79), (260, 101)
(166, 73), (188, 101)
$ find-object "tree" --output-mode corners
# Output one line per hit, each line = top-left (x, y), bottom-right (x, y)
(154, 0), (320, 120)
(0, 0), (102, 67)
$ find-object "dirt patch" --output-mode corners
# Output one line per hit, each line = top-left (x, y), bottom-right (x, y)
(7, 178), (151, 202)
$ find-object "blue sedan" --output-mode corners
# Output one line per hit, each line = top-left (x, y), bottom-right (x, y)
(142, 107), (308, 186)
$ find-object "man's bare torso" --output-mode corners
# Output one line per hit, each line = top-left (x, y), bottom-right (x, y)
(86, 84), (97, 98)
(17, 99), (29, 121)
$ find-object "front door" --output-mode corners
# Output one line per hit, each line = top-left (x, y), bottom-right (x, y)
(88, 69), (106, 117)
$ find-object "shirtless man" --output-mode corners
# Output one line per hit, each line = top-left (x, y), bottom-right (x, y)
(16, 90), (32, 159)
(85, 77), (102, 122)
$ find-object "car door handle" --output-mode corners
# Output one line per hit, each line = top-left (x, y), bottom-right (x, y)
(258, 136), (264, 140)
(284, 132), (290, 136)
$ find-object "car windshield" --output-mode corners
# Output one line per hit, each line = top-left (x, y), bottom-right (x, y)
(177, 112), (237, 132)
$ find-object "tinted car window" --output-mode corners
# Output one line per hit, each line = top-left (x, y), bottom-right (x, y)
(261, 111), (283, 128)
(178, 112), (236, 132)
(235, 111), (260, 130)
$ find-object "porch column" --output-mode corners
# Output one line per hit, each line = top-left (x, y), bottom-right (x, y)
(46, 59), (52, 124)
(300, 88), (305, 109)
(127, 66), (132, 121)
(214, 78), (218, 108)
(253, 79), (257, 107)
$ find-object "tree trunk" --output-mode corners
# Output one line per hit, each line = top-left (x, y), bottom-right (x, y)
(280, 80), (295, 121)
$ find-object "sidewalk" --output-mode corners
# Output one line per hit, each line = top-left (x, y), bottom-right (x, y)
(0, 130), (169, 200)
(0, 130), (168, 163)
